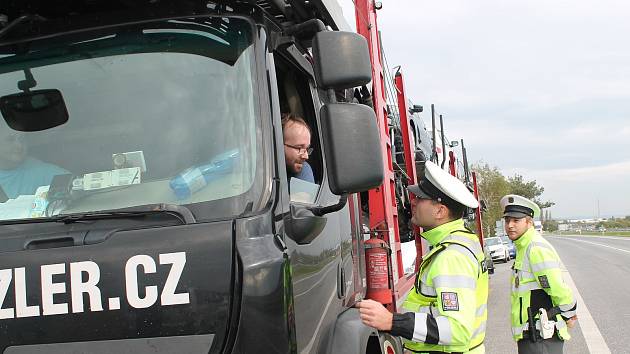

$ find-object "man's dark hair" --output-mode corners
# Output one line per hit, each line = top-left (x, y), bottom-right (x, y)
(430, 200), (467, 221)
(446, 202), (467, 220)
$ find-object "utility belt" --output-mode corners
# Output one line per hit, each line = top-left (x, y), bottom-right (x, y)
(404, 341), (484, 354)
(523, 306), (562, 342)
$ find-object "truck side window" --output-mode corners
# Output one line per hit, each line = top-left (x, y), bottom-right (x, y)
(274, 55), (322, 204)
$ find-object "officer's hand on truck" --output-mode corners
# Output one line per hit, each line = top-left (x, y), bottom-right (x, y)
(356, 300), (393, 331)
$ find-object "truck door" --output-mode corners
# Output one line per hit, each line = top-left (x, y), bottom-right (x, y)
(271, 52), (345, 353)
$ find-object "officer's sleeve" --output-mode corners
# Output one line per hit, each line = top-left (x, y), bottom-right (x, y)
(391, 248), (478, 346)
(529, 244), (577, 320)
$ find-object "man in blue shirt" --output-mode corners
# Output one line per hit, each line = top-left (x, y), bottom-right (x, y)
(0, 129), (69, 199)
(282, 114), (315, 183)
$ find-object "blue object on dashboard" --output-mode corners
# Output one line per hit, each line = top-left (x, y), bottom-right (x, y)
(169, 149), (239, 200)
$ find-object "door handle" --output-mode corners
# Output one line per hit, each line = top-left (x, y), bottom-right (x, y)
(337, 263), (346, 299)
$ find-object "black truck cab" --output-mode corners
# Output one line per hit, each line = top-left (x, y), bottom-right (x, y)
(0, 1), (389, 353)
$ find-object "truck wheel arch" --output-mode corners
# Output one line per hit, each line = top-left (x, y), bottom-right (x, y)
(328, 308), (403, 354)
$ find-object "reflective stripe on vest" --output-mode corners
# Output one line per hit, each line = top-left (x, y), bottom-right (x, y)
(511, 235), (572, 341)
(403, 231), (488, 353)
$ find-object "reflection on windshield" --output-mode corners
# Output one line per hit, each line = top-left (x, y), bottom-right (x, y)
(0, 17), (259, 222)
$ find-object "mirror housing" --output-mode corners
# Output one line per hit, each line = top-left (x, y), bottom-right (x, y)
(284, 205), (327, 245)
(0, 89), (68, 131)
(312, 31), (372, 90)
(320, 103), (384, 195)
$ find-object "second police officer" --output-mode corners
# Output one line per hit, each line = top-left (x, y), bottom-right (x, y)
(501, 194), (578, 354)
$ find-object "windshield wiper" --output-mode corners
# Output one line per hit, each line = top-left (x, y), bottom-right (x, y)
(0, 203), (196, 226)
(55, 203), (196, 224)
(0, 14), (47, 40)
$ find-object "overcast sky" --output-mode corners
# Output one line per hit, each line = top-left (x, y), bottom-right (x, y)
(341, 0), (630, 218)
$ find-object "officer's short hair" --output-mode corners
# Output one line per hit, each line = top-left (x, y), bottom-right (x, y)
(431, 200), (466, 220)
(446, 203), (467, 220)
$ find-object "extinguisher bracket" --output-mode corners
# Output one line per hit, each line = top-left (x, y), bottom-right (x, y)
(364, 242), (391, 253)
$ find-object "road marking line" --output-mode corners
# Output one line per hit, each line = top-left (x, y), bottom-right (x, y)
(562, 268), (611, 354)
(559, 237), (630, 255)
(552, 234), (630, 242)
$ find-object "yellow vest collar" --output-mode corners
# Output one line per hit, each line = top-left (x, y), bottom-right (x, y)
(514, 227), (535, 250)
(421, 218), (466, 246)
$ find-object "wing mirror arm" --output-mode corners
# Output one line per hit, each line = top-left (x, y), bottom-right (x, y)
(310, 194), (348, 216)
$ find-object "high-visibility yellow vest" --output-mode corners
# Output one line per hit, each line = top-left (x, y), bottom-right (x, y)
(402, 219), (488, 353)
(510, 228), (576, 342)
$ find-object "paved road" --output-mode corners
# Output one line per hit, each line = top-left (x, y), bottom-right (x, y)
(547, 235), (630, 353)
(483, 233), (630, 353)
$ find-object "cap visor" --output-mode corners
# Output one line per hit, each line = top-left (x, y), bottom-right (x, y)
(503, 211), (529, 218)
(408, 185), (432, 199)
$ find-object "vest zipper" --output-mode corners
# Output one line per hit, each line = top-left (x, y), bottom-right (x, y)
(519, 297), (523, 325)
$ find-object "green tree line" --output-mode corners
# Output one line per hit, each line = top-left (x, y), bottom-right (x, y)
(598, 216), (630, 230)
(472, 163), (554, 236)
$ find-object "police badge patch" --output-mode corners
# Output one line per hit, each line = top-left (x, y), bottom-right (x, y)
(538, 275), (551, 288)
(441, 292), (459, 311)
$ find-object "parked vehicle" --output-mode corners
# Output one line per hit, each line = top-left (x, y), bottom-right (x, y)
(0, 1), (487, 353)
(0, 1), (390, 353)
(483, 243), (495, 274)
(485, 237), (510, 262)
(535, 220), (544, 234)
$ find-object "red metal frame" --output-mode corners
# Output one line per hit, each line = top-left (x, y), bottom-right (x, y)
(448, 151), (457, 177)
(355, 0), (485, 310)
(355, 0), (400, 311)
(393, 71), (421, 301)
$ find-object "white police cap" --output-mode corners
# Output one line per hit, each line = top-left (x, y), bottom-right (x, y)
(500, 194), (541, 218)
(407, 161), (479, 209)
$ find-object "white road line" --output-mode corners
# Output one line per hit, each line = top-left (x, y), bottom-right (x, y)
(552, 234), (630, 242)
(562, 268), (611, 354)
(557, 237), (630, 255)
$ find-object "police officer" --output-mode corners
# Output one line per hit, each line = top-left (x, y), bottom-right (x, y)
(501, 195), (577, 353)
(357, 161), (488, 353)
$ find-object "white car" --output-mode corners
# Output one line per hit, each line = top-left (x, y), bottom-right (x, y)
(485, 237), (510, 263)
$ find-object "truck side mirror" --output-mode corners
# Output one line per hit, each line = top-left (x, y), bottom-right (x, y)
(320, 103), (383, 194)
(312, 31), (372, 90)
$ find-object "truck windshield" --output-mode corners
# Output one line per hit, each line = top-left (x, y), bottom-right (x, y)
(0, 17), (261, 222)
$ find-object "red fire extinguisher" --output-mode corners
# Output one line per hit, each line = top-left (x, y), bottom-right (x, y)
(365, 236), (392, 305)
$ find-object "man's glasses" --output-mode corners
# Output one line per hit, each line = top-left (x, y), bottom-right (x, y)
(284, 143), (314, 155)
